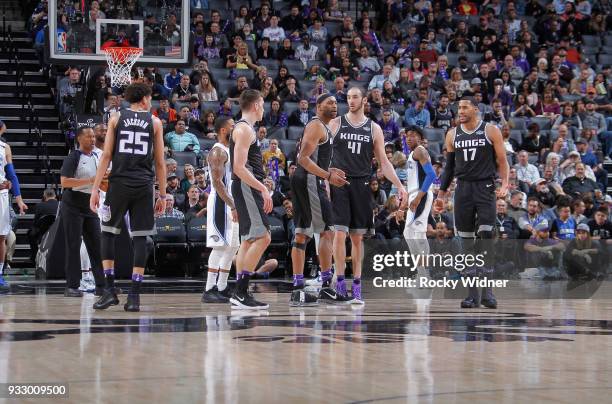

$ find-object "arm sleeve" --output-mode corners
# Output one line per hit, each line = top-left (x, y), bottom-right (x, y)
(420, 161), (437, 193)
(439, 152), (455, 191)
(4, 163), (20, 196)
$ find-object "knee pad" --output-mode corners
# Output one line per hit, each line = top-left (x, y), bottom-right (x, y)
(292, 241), (308, 251)
(208, 248), (224, 270)
(133, 236), (148, 268)
(476, 227), (495, 273)
(101, 232), (116, 261)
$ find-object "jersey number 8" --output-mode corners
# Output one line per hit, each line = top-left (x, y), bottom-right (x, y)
(118, 130), (149, 155)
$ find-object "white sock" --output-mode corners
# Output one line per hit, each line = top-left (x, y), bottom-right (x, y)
(206, 271), (218, 291)
(217, 271), (229, 291)
(0, 262), (4, 276)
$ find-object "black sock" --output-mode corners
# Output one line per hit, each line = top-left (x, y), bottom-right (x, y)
(104, 268), (115, 289)
(130, 273), (143, 296)
(237, 271), (251, 294)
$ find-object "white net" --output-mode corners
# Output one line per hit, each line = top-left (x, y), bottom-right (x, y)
(103, 47), (143, 88)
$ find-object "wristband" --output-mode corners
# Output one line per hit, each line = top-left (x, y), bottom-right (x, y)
(159, 194), (168, 200)
(327, 171), (332, 180)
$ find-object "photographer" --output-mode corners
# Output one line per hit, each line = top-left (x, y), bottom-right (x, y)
(58, 67), (83, 118)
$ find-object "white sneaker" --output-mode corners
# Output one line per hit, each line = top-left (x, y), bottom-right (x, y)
(79, 272), (96, 293)
(305, 272), (323, 287)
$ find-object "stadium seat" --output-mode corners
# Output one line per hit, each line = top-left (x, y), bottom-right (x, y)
(283, 59), (305, 74)
(152, 217), (188, 277)
(530, 116), (552, 131)
(510, 117), (527, 131)
(300, 81), (316, 98)
(598, 54), (612, 65)
(201, 101), (220, 113)
(287, 126), (303, 140)
(207, 58), (225, 69)
(267, 127), (287, 140)
(199, 138), (216, 153)
(282, 102), (299, 115)
(337, 103), (349, 115)
(510, 130), (523, 144)
(186, 216), (207, 246)
(604, 35), (612, 47)
(279, 139), (297, 158)
(423, 128), (445, 143)
(258, 59), (279, 72)
(561, 94), (582, 103)
(209, 67), (228, 80)
(172, 151), (198, 168)
(582, 35), (601, 48)
(465, 52), (481, 64)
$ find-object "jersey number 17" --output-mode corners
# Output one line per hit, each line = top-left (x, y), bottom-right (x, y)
(118, 130), (149, 155)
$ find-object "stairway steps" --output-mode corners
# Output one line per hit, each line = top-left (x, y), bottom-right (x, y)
(0, 109), (58, 117)
(0, 85), (50, 93)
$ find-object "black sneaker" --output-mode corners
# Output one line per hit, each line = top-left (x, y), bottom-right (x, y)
(93, 290), (119, 310)
(64, 288), (83, 297)
(481, 288), (497, 309)
(460, 296), (480, 308)
(230, 289), (269, 310)
(290, 288), (319, 307)
(202, 286), (230, 303)
(0, 284), (9, 295)
(318, 287), (352, 305)
(124, 294), (140, 312)
(95, 287), (122, 297)
(218, 286), (233, 299)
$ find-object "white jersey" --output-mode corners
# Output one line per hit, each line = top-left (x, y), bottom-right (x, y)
(207, 143), (238, 247)
(0, 141), (8, 193)
(404, 147), (433, 234)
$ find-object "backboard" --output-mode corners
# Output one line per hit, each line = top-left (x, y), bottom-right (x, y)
(48, 0), (192, 67)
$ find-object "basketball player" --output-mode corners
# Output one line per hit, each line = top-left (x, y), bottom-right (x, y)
(202, 116), (238, 303)
(0, 142), (27, 294)
(90, 83), (167, 312)
(436, 97), (509, 309)
(290, 94), (349, 306)
(397, 126), (437, 280)
(230, 89), (272, 310)
(325, 87), (407, 304)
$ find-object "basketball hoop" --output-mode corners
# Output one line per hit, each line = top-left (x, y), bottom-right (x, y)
(103, 47), (143, 88)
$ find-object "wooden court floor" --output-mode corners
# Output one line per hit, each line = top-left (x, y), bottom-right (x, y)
(1, 284), (612, 403)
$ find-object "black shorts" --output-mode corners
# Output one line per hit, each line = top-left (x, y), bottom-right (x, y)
(101, 181), (156, 236)
(453, 178), (496, 237)
(232, 179), (270, 242)
(331, 176), (374, 234)
(291, 173), (333, 237)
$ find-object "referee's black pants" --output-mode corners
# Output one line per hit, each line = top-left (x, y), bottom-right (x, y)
(60, 203), (104, 289)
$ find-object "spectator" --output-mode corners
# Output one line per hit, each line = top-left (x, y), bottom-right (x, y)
(281, 5), (305, 37)
(234, 5), (251, 32)
(563, 223), (604, 280)
(263, 99), (289, 128)
(186, 192), (208, 222)
(227, 76), (250, 102)
(523, 223), (565, 279)
(330, 76), (347, 103)
(257, 126), (271, 151)
(484, 99), (509, 127)
(277, 38), (296, 62)
(171, 75), (196, 105)
(144, 74), (169, 100)
(28, 188), (59, 260)
(519, 197), (549, 238)
(368, 64), (397, 90)
(552, 103), (583, 132)
(194, 168), (208, 195)
(562, 162), (599, 197)
(295, 33), (319, 69)
(182, 185), (200, 213)
(357, 46), (381, 73)
(550, 201), (576, 240)
(375, 195), (404, 240)
(308, 19), (328, 41)
(153, 97), (177, 130)
(262, 15), (286, 43)
(404, 99), (431, 128)
(196, 71), (218, 102)
(226, 43), (259, 72)
(589, 207), (612, 243)
(414, 39), (438, 65)
(551, 124), (577, 159)
(495, 198), (520, 239)
(370, 177), (387, 211)
(531, 178), (557, 209)
(521, 123), (550, 158)
(177, 106), (204, 136)
(288, 99), (314, 127)
(515, 150), (541, 188)
(262, 139), (287, 173)
(165, 120), (201, 154)
(180, 164), (197, 194)
(279, 77), (303, 104)
(572, 199), (588, 224)
(160, 194), (185, 220)
(201, 110), (217, 139)
(378, 109), (400, 142)
(257, 37), (276, 61)
(164, 68), (182, 92)
(166, 173), (182, 196)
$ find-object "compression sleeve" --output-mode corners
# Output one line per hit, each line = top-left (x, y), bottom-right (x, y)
(5, 163), (20, 196)
(439, 152), (455, 192)
(420, 162), (437, 193)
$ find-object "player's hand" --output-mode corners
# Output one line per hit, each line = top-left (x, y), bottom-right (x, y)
(0, 181), (10, 190)
(328, 168), (348, 187)
(395, 209), (405, 222)
(261, 189), (273, 214)
(231, 208), (238, 222)
(90, 189), (100, 213)
(496, 183), (508, 199)
(154, 197), (166, 216)
(433, 197), (445, 212)
(17, 199), (28, 215)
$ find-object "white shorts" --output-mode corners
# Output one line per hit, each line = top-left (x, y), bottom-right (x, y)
(403, 191), (433, 236)
(0, 192), (11, 236)
(207, 194), (239, 248)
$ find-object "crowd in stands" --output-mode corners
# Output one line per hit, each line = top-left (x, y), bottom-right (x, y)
(32, 0), (612, 279)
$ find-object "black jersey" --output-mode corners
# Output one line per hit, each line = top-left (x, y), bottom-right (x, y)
(453, 120), (497, 181)
(109, 109), (155, 187)
(295, 117), (332, 178)
(230, 120), (266, 182)
(432, 108), (454, 132)
(331, 114), (374, 178)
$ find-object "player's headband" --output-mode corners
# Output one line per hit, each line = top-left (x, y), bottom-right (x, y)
(316, 93), (334, 105)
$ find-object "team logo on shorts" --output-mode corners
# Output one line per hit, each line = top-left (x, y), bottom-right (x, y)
(210, 235), (220, 242)
(99, 205), (111, 223)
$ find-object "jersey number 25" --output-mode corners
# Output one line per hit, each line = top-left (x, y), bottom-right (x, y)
(118, 130), (149, 155)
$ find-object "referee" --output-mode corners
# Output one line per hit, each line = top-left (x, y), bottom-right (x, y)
(60, 127), (104, 297)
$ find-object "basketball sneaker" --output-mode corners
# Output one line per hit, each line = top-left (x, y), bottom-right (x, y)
(230, 289), (269, 310)
(202, 286), (230, 303)
(350, 283), (365, 305)
(93, 289), (119, 310)
(290, 288), (319, 307)
(318, 287), (351, 304)
(124, 294), (140, 312)
(305, 272), (323, 287)
(460, 296), (480, 308)
(0, 276), (9, 295)
(481, 288), (498, 309)
(79, 272), (96, 293)
(218, 286), (233, 299)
